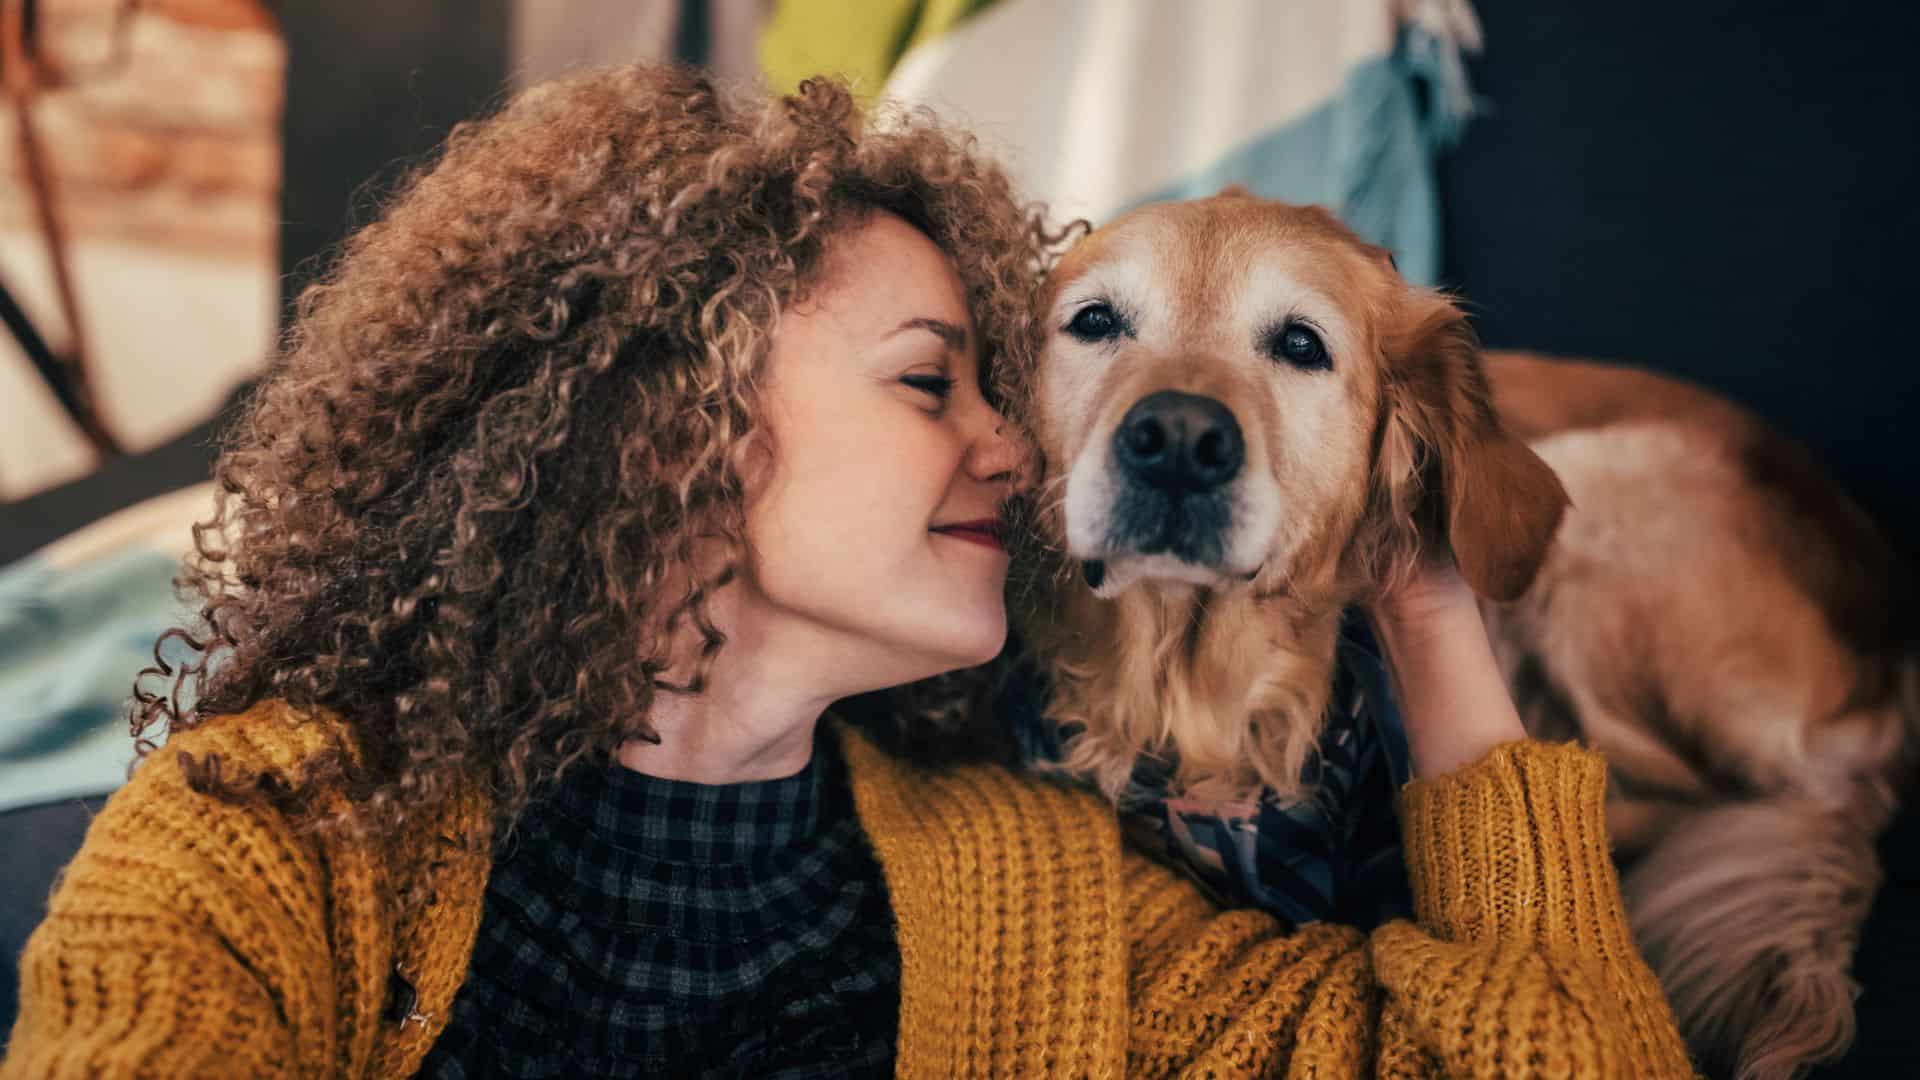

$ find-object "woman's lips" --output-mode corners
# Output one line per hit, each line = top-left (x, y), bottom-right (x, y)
(931, 520), (1006, 551)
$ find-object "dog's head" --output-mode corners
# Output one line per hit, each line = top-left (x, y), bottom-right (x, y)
(1030, 192), (1565, 608)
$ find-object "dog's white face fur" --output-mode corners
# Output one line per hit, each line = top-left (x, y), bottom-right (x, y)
(1019, 193), (1565, 803)
(1038, 201), (1390, 600)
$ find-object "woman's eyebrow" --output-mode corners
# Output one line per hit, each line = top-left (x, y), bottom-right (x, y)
(886, 316), (969, 352)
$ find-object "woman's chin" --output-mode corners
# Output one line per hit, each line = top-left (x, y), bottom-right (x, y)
(905, 613), (1007, 676)
(947, 615), (1010, 669)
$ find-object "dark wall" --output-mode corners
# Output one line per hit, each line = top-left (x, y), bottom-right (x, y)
(1439, 1), (1920, 554)
(275, 0), (514, 316)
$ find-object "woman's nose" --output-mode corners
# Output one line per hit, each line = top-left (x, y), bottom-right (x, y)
(967, 409), (1032, 492)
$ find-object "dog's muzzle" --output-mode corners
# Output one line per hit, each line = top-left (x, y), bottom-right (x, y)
(1106, 391), (1244, 565)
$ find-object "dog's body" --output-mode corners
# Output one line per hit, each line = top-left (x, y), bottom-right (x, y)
(1480, 351), (1916, 1078)
(1483, 351), (1912, 847)
(1017, 193), (1916, 1079)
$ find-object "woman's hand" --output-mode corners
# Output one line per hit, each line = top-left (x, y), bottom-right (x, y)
(1369, 558), (1529, 779)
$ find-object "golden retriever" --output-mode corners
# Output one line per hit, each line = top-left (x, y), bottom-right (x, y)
(1013, 190), (1917, 1079)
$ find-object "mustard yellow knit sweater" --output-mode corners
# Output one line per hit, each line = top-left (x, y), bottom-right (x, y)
(3, 702), (1697, 1077)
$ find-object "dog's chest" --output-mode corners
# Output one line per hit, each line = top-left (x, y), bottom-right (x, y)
(1004, 621), (1415, 929)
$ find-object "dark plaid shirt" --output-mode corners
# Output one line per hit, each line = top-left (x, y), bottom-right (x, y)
(419, 733), (899, 1078)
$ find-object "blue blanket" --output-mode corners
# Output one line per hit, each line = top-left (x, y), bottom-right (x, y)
(0, 485), (207, 811)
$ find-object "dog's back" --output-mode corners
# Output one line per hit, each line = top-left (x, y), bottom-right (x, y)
(1482, 350), (1919, 1078)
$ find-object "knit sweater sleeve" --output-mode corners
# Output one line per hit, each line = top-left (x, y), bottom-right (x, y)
(1368, 738), (1696, 1077)
(1, 709), (384, 1078)
(1122, 739), (1699, 1078)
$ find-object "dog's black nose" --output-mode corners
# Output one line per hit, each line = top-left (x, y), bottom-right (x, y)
(1113, 391), (1243, 492)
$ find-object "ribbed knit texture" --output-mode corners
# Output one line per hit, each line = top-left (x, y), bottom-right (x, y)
(3, 704), (1698, 1078)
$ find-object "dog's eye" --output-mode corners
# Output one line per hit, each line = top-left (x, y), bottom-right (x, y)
(1065, 303), (1125, 342)
(1266, 322), (1330, 371)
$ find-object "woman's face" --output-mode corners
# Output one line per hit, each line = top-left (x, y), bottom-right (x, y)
(740, 211), (1025, 692)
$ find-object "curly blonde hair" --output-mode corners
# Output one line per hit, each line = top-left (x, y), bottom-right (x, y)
(133, 65), (1063, 847)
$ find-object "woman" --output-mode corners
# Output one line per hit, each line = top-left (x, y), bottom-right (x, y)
(2, 66), (1694, 1077)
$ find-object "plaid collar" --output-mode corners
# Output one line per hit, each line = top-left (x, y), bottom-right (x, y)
(545, 745), (828, 864)
(422, 728), (899, 1076)
(520, 735), (850, 941)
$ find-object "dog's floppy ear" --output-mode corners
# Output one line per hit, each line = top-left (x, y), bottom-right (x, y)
(1376, 292), (1568, 601)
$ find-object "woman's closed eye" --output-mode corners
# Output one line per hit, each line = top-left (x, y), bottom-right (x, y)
(901, 373), (956, 405)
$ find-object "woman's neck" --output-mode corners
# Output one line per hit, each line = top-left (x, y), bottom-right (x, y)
(616, 670), (829, 784)
(615, 593), (850, 784)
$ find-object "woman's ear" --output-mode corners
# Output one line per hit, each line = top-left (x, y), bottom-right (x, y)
(729, 426), (777, 499)
(1376, 292), (1568, 602)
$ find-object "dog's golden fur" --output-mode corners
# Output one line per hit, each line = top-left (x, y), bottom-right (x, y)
(1481, 351), (1918, 1079)
(1015, 193), (1565, 804)
(1016, 192), (1917, 1080)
